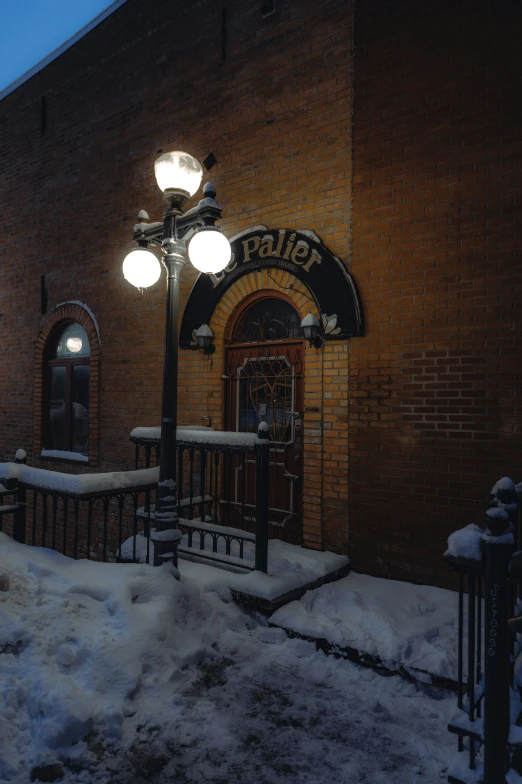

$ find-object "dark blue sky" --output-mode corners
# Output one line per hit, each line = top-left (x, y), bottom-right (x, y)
(0, 0), (117, 94)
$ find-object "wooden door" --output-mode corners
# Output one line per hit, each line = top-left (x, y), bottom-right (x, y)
(225, 340), (304, 545)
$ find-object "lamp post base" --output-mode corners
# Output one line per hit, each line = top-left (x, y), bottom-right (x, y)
(151, 528), (182, 567)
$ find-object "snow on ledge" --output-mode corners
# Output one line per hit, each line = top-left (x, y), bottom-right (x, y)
(130, 427), (262, 448)
(130, 425), (214, 441)
(0, 462), (159, 495)
(40, 449), (89, 463)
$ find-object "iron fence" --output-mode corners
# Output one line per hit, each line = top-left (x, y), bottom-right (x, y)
(444, 481), (522, 784)
(131, 429), (270, 571)
(0, 429), (270, 573)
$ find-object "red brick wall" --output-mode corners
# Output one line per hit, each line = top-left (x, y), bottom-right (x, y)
(0, 0), (355, 539)
(349, 0), (522, 585)
(2, 0), (519, 587)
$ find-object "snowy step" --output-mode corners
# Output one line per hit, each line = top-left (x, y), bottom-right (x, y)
(0, 504), (19, 514)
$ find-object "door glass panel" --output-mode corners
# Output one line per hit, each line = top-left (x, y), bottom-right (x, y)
(238, 357), (293, 442)
(71, 365), (89, 453)
(48, 366), (67, 450)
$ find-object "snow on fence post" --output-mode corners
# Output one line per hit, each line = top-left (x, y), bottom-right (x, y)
(482, 506), (513, 784)
(13, 449), (27, 544)
(255, 422), (270, 574)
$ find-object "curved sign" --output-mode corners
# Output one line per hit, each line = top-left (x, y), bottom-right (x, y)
(180, 226), (364, 346)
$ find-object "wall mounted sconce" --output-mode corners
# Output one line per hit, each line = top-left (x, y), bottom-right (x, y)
(195, 323), (215, 354)
(300, 313), (323, 348)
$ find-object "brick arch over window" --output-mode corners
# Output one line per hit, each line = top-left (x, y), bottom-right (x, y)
(34, 303), (100, 465)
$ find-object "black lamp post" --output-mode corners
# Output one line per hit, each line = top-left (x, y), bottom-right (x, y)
(122, 151), (231, 566)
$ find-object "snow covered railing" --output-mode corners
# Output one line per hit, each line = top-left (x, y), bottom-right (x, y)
(0, 461), (159, 563)
(444, 477), (522, 784)
(130, 424), (271, 572)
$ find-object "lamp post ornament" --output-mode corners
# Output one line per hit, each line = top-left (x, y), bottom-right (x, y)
(122, 151), (231, 566)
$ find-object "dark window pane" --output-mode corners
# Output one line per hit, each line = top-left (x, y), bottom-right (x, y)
(50, 323), (90, 359)
(48, 366), (67, 450)
(71, 365), (89, 454)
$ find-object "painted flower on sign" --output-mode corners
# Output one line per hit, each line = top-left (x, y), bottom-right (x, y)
(322, 314), (341, 335)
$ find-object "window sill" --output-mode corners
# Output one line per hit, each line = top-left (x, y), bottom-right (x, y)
(39, 449), (89, 463)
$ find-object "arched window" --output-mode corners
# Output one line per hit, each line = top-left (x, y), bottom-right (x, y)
(230, 296), (302, 344)
(45, 322), (90, 455)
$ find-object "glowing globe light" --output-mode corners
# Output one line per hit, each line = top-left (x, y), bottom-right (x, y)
(122, 247), (162, 289)
(154, 151), (203, 197)
(66, 337), (83, 353)
(188, 228), (231, 274)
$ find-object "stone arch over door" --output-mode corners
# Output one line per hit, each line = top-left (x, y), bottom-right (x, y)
(223, 289), (305, 545)
(180, 241), (355, 554)
(196, 268), (333, 552)
(34, 302), (101, 465)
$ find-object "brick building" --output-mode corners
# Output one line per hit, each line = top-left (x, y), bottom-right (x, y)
(0, 0), (520, 587)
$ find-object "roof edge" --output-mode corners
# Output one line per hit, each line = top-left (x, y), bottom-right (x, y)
(0, 0), (128, 103)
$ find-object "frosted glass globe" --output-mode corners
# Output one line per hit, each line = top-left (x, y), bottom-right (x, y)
(66, 337), (83, 353)
(122, 248), (161, 289)
(188, 228), (231, 274)
(154, 151), (203, 197)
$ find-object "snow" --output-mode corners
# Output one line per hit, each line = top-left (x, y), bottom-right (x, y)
(14, 450), (26, 462)
(0, 463), (158, 495)
(150, 529), (182, 542)
(486, 507), (509, 519)
(482, 531), (515, 545)
(0, 533), (454, 783)
(270, 572), (464, 681)
(121, 533), (348, 602)
(445, 524), (483, 561)
(130, 427), (263, 448)
(130, 425), (214, 441)
(40, 450), (89, 463)
(491, 476), (516, 494)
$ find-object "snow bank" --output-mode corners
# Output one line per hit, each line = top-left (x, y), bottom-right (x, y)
(0, 463), (158, 495)
(0, 534), (454, 783)
(0, 533), (248, 781)
(270, 571), (463, 681)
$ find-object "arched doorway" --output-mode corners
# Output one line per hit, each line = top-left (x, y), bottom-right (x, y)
(225, 293), (304, 545)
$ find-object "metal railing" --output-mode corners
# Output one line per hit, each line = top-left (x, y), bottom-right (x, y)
(131, 426), (270, 571)
(444, 479), (522, 784)
(0, 466), (158, 563)
(0, 427), (271, 573)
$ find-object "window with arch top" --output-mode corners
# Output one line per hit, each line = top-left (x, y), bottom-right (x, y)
(230, 296), (302, 344)
(46, 322), (90, 454)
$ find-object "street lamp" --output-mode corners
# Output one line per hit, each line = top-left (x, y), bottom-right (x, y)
(122, 150), (231, 566)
